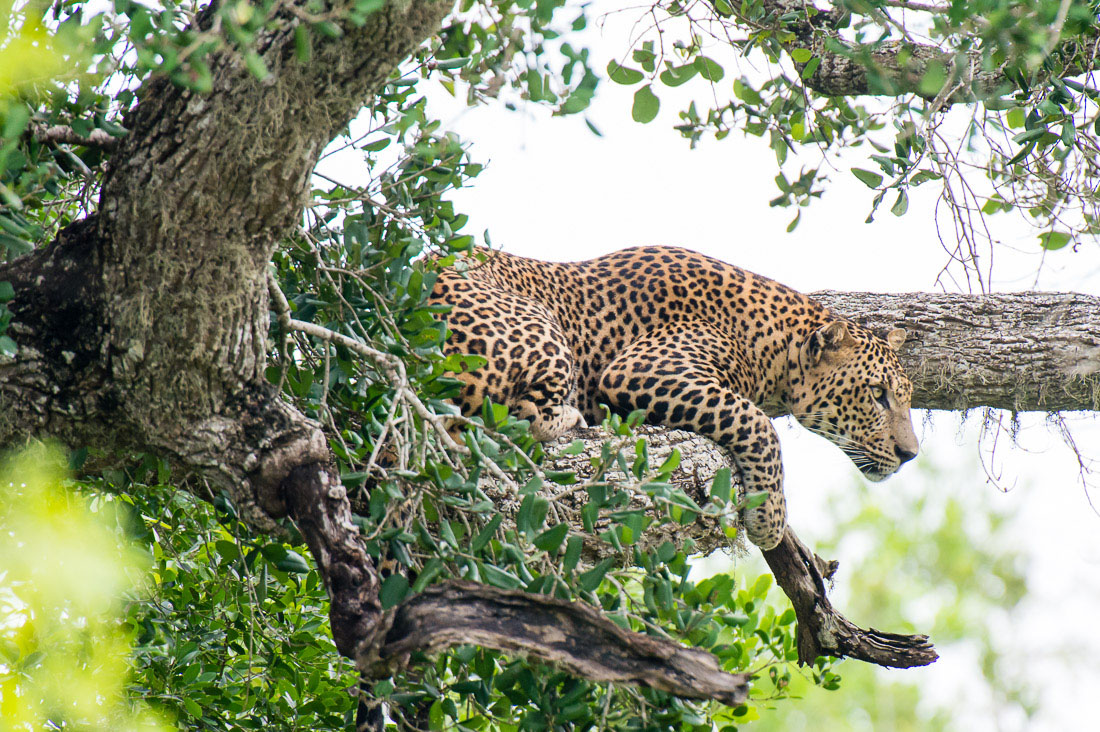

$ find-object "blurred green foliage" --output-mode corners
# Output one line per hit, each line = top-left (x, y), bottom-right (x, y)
(0, 445), (170, 730)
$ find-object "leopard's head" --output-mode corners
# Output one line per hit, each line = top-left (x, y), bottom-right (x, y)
(786, 320), (919, 481)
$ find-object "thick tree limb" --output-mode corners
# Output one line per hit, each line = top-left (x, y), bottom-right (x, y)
(813, 291), (1100, 412)
(373, 580), (750, 705)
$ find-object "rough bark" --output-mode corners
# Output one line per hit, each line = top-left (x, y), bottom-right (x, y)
(373, 580), (751, 705)
(813, 291), (1100, 413)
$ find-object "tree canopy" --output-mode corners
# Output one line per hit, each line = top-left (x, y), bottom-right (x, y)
(1, 0), (1099, 729)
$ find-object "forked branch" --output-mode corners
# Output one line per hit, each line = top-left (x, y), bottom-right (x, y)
(763, 528), (938, 667)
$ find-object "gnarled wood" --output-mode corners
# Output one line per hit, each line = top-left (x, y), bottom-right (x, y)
(374, 580), (750, 706)
(763, 528), (937, 667)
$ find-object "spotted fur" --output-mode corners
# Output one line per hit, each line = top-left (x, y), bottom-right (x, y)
(429, 246), (919, 549)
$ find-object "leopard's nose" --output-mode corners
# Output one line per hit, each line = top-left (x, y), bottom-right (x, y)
(894, 446), (917, 464)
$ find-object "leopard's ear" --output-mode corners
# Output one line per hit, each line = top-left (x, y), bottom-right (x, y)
(886, 327), (907, 350)
(805, 321), (854, 365)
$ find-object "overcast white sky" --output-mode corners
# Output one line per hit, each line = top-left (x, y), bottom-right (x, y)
(320, 2), (1100, 728)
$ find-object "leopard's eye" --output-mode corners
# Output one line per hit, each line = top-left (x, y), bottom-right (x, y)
(870, 385), (889, 406)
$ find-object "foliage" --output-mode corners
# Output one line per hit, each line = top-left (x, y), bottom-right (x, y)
(0, 446), (170, 730)
(80, 460), (363, 730)
(596, 0), (1100, 288)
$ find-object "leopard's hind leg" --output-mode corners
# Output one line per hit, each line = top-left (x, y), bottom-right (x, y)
(432, 274), (584, 441)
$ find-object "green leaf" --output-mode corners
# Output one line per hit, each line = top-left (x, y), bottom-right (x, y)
(733, 79), (762, 105)
(741, 491), (769, 512)
(659, 64), (697, 87)
(533, 523), (569, 552)
(751, 573), (772, 598)
(1012, 127), (1047, 144)
(918, 61), (946, 96)
(471, 513), (503, 553)
(851, 168), (883, 188)
(631, 85), (660, 123)
(890, 189), (909, 216)
(380, 574), (409, 609)
(293, 24), (311, 62)
(711, 468), (732, 504)
(183, 698), (203, 718)
(606, 60), (643, 85)
(411, 558), (445, 593)
(563, 536), (583, 574)
(800, 56), (821, 79)
(480, 563), (522, 589)
(0, 281), (13, 302)
(1037, 231), (1071, 250)
(790, 48), (812, 63)
(1005, 108), (1025, 129)
(275, 550), (310, 574)
(436, 56), (470, 70)
(578, 557), (614, 592)
(658, 449), (681, 474)
(693, 56), (724, 82)
(243, 51), (269, 80)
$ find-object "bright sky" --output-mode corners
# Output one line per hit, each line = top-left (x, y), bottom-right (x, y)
(320, 2), (1100, 728)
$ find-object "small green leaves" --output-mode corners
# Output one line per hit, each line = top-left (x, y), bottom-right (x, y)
(632, 85), (660, 123)
(1037, 231), (1071, 250)
(1012, 127), (1048, 145)
(890, 190), (909, 217)
(379, 574), (409, 609)
(790, 48), (813, 64)
(606, 60), (643, 85)
(693, 56), (724, 82)
(852, 168), (883, 188)
(533, 523), (569, 552)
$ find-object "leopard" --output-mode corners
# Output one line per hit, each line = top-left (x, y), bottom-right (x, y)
(428, 245), (919, 550)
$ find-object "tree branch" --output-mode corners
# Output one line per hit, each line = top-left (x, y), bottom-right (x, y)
(813, 291), (1100, 412)
(374, 580), (751, 705)
(762, 529), (937, 667)
(29, 123), (121, 151)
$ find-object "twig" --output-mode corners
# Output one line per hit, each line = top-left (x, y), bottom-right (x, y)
(30, 124), (122, 152)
